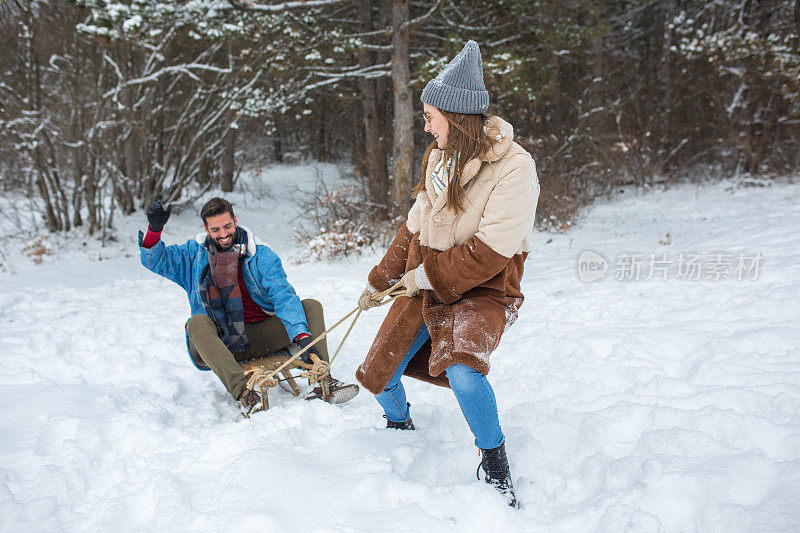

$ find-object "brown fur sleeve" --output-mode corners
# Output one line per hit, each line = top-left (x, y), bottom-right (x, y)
(422, 236), (510, 304)
(368, 223), (414, 291)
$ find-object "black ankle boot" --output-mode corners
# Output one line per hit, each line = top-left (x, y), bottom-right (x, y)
(384, 402), (415, 430)
(477, 443), (518, 508)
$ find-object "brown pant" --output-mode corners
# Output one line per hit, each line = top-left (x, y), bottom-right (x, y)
(186, 298), (328, 399)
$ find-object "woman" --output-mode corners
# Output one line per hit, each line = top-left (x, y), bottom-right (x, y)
(356, 40), (539, 508)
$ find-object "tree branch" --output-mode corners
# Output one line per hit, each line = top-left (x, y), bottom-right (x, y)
(399, 0), (444, 31)
(225, 0), (354, 13)
(101, 62), (233, 99)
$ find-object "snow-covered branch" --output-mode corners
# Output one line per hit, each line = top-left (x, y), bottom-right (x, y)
(224, 0), (354, 13)
(398, 0), (444, 31)
(101, 63), (233, 99)
(438, 7), (515, 33)
(308, 61), (391, 77)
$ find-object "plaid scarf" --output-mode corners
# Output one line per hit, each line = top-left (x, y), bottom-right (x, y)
(198, 227), (250, 352)
(430, 157), (453, 196)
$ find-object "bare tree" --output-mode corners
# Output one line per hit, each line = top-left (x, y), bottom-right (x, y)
(390, 0), (414, 218)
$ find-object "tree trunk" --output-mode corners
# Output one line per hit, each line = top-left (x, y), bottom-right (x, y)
(390, 0), (414, 218)
(589, 34), (603, 109)
(53, 165), (71, 232)
(317, 105), (328, 160)
(273, 113), (284, 162)
(359, 0), (389, 219)
(547, 48), (563, 124)
(120, 42), (139, 214)
(85, 156), (98, 233)
(222, 39), (236, 192)
(222, 120), (236, 192)
(657, 0), (676, 176)
(70, 67), (84, 228)
(547, 1), (562, 127)
(795, 0), (800, 53)
(35, 169), (60, 232)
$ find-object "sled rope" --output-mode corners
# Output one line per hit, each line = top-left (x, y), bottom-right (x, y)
(244, 281), (405, 398)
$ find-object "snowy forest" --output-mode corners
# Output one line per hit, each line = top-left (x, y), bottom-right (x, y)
(2, 0), (798, 240)
(2, 1), (800, 531)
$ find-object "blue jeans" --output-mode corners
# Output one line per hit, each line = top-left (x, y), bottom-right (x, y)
(375, 324), (504, 449)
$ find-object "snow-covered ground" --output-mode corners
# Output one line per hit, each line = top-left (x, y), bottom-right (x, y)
(1, 167), (799, 532)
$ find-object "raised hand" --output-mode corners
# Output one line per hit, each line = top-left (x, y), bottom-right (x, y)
(146, 200), (172, 232)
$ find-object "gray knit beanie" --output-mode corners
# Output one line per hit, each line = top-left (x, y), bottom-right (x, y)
(420, 40), (489, 115)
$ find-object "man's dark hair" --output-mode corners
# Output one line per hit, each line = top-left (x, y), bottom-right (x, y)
(200, 197), (235, 225)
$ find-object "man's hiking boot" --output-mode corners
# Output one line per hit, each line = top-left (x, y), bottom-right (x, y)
(384, 402), (415, 430)
(305, 375), (360, 404)
(238, 388), (265, 417)
(477, 443), (519, 508)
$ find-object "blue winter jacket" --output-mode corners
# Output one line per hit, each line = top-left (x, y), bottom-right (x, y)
(139, 225), (310, 368)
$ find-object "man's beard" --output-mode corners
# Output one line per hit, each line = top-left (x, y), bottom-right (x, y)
(212, 231), (236, 251)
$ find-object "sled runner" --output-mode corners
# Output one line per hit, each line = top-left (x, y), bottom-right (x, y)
(239, 350), (357, 410)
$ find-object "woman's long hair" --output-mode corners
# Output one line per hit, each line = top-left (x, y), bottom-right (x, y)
(412, 111), (494, 213)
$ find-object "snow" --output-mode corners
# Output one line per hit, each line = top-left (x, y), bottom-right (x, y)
(1, 169), (799, 531)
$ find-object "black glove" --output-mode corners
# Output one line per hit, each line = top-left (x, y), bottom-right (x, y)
(294, 335), (320, 364)
(146, 200), (172, 232)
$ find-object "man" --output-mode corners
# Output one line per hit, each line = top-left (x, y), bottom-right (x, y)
(138, 196), (358, 414)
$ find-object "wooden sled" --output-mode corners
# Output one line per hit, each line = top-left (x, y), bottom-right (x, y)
(239, 351), (331, 410)
(236, 284), (407, 414)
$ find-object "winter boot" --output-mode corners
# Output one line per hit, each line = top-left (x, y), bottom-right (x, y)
(477, 443), (518, 508)
(238, 388), (266, 417)
(384, 402), (415, 430)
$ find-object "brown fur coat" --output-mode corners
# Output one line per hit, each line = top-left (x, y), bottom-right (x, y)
(355, 116), (539, 394)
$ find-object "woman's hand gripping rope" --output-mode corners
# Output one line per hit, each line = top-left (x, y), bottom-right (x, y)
(359, 280), (407, 310)
(242, 280), (406, 406)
